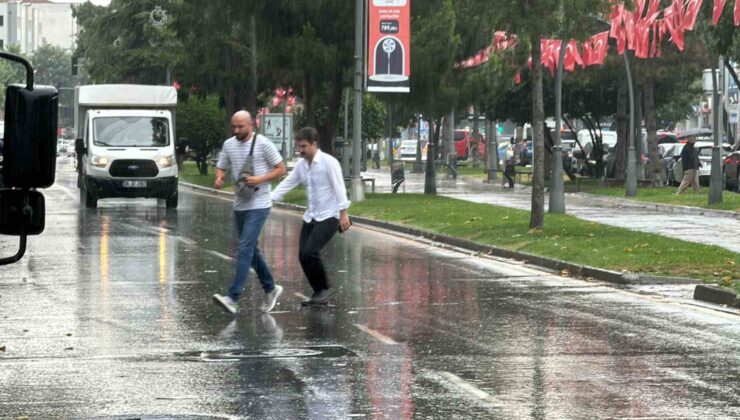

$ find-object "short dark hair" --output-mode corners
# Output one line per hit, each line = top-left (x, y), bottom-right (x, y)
(296, 126), (319, 144)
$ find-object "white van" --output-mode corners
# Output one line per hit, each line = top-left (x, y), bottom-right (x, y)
(74, 85), (178, 208)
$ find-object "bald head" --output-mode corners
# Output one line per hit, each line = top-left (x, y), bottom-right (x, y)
(231, 110), (253, 141)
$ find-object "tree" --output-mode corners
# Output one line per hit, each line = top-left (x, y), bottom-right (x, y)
(32, 44), (81, 128)
(176, 95), (227, 175)
(73, 0), (178, 84)
(0, 45), (28, 108)
(404, 0), (460, 194)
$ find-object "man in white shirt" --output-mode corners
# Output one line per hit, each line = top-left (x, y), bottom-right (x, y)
(212, 111), (286, 315)
(271, 127), (351, 305)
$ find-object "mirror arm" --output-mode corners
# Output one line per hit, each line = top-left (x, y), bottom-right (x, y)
(0, 52), (33, 89)
(0, 195), (32, 266)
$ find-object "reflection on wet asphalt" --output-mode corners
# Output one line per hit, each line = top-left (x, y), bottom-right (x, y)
(1, 159), (739, 419)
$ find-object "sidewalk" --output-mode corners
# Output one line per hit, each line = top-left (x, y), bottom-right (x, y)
(361, 167), (740, 254)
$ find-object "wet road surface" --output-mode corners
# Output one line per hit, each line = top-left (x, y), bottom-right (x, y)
(365, 167), (740, 253)
(1, 158), (739, 419)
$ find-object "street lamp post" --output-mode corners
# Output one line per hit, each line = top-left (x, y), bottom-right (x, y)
(709, 58), (724, 204)
(351, 0), (365, 202)
(624, 52), (637, 197)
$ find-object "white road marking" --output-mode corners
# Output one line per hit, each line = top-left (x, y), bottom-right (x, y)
(427, 371), (503, 408)
(205, 250), (233, 261)
(353, 323), (399, 345)
(49, 183), (78, 201)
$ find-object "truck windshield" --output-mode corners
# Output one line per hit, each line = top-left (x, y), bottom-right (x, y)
(93, 117), (170, 147)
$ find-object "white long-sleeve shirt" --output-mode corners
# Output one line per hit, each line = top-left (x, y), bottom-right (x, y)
(271, 149), (351, 222)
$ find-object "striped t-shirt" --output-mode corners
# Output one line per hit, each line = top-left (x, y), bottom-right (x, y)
(216, 133), (283, 210)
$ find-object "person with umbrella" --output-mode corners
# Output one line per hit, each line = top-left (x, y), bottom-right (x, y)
(675, 130), (703, 195)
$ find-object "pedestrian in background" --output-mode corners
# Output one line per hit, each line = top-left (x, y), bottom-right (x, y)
(271, 126), (351, 306)
(212, 110), (286, 315)
(372, 148), (381, 169)
(503, 156), (516, 189)
(676, 136), (701, 195)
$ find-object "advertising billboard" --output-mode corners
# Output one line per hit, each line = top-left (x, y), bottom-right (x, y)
(367, 0), (410, 93)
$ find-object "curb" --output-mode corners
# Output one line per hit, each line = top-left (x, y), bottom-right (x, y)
(180, 181), (708, 289)
(693, 284), (739, 307)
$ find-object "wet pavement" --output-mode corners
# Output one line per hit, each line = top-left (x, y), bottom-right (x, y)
(1, 157), (740, 419)
(363, 167), (740, 254)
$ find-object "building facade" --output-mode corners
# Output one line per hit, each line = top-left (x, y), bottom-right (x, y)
(0, 0), (78, 53)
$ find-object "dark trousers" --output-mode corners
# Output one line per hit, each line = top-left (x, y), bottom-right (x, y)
(299, 218), (339, 292)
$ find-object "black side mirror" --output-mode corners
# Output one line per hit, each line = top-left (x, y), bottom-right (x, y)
(2, 83), (59, 188)
(0, 189), (44, 236)
(0, 189), (45, 265)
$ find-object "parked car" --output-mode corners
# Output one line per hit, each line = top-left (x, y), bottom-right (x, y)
(725, 149), (740, 192)
(660, 143), (684, 185)
(398, 139), (428, 161)
(454, 129), (485, 160)
(672, 141), (733, 186)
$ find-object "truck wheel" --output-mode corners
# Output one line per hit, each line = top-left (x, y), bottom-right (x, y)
(165, 190), (178, 209)
(85, 190), (98, 208)
(80, 183), (97, 208)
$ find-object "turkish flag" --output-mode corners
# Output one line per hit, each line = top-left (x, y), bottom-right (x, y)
(564, 40), (584, 72)
(634, 21), (651, 58)
(735, 0), (740, 25)
(647, 0), (661, 17)
(713, 0), (727, 25)
(590, 32), (610, 66)
(581, 40), (592, 67)
(664, 3), (686, 51)
(683, 0), (703, 30)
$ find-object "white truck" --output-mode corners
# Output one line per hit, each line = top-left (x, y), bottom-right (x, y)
(74, 85), (178, 208)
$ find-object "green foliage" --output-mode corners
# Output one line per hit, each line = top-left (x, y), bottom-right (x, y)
(337, 94), (388, 141)
(0, 45), (28, 106)
(73, 0), (177, 84)
(176, 95), (227, 175)
(406, 0), (459, 120)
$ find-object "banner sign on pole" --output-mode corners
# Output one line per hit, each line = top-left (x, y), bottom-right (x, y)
(367, 0), (410, 93)
(260, 113), (294, 156)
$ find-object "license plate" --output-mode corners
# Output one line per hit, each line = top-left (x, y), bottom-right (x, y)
(122, 180), (147, 188)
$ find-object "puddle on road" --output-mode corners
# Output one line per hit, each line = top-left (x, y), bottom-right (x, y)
(189, 345), (357, 362)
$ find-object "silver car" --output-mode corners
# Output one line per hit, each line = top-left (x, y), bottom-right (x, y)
(672, 141), (732, 186)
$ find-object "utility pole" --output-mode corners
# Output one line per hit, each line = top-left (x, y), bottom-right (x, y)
(549, 39), (567, 213)
(342, 88), (350, 178)
(624, 52), (637, 197)
(487, 118), (498, 182)
(351, 0), (365, 202)
(447, 109), (457, 179)
(709, 58), (724, 204)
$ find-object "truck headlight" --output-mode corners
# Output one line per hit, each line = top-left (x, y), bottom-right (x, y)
(91, 155), (109, 167)
(158, 155), (174, 168)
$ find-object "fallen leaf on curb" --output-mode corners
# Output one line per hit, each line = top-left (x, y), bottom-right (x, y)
(65, 333), (72, 337)
(0, 345), (6, 352)
(560, 269), (571, 277)
(624, 248), (633, 253)
(64, 347), (74, 351)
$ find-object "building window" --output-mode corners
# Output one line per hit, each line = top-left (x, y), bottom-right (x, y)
(0, 16), (4, 27)
(0, 40), (4, 49)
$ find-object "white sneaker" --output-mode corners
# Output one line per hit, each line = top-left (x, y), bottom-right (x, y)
(261, 285), (283, 313)
(213, 294), (237, 315)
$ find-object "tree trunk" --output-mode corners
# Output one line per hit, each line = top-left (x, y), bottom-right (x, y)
(319, 71), (344, 156)
(615, 82), (627, 180)
(424, 117), (437, 194)
(643, 79), (663, 186)
(530, 32), (545, 230)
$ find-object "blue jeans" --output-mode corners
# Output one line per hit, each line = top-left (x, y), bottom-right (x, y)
(228, 207), (275, 301)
